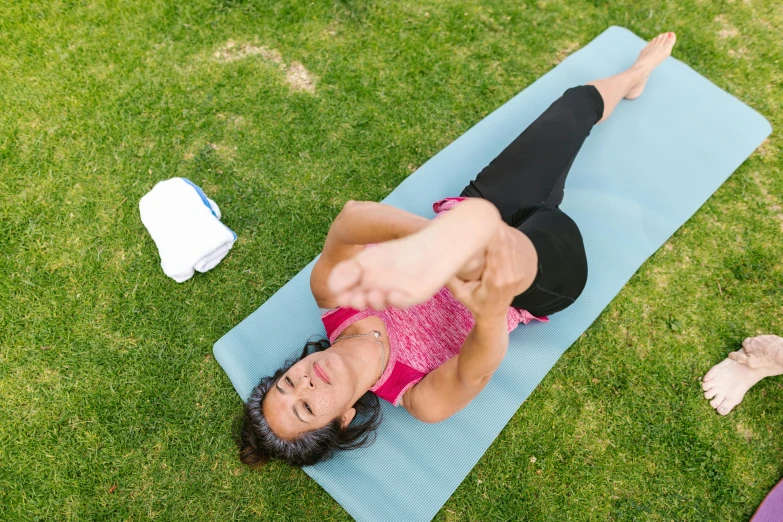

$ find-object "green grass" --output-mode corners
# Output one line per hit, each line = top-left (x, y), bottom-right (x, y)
(1, 0), (782, 520)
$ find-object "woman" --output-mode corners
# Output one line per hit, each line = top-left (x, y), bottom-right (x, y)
(239, 33), (678, 467)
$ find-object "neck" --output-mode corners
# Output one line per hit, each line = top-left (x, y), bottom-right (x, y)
(330, 335), (385, 394)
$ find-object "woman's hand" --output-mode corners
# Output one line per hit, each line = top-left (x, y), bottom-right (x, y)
(446, 226), (530, 320)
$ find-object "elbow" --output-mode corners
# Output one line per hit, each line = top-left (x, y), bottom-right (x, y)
(341, 199), (365, 215)
(421, 416), (447, 425)
(457, 372), (493, 391)
(415, 410), (453, 424)
(333, 200), (360, 230)
(336, 199), (371, 224)
(336, 200), (358, 219)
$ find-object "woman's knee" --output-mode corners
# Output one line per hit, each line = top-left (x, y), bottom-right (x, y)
(510, 209), (587, 315)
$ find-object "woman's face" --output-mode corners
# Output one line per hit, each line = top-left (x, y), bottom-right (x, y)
(263, 350), (358, 439)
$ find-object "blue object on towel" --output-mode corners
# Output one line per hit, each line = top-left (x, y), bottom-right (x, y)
(214, 26), (771, 522)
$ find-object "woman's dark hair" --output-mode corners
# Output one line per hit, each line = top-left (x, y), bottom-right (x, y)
(237, 338), (382, 468)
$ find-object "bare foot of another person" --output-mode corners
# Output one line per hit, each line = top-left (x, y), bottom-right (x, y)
(625, 32), (677, 100)
(702, 355), (783, 416)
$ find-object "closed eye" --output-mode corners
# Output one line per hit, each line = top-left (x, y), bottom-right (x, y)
(304, 402), (313, 415)
(285, 376), (293, 387)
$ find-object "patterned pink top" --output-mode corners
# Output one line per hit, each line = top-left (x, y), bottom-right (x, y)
(321, 198), (548, 406)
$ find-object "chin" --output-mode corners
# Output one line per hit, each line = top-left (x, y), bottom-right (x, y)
(321, 352), (346, 381)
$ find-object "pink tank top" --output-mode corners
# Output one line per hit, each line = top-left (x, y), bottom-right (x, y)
(321, 197), (548, 406)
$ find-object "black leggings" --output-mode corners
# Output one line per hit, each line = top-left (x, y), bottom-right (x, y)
(460, 85), (604, 316)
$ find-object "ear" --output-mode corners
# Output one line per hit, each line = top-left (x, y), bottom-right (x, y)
(340, 407), (356, 429)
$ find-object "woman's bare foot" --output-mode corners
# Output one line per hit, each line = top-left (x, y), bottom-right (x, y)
(625, 32), (677, 100)
(327, 198), (505, 310)
(327, 234), (444, 310)
(729, 335), (783, 369)
(702, 356), (783, 416)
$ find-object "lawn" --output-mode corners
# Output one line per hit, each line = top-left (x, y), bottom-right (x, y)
(1, 0), (781, 520)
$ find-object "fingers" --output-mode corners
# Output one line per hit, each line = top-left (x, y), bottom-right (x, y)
(446, 276), (480, 303)
(484, 227), (523, 290)
(481, 229), (511, 281)
(445, 276), (464, 298)
(479, 237), (502, 281)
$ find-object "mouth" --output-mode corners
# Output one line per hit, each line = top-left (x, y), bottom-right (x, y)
(313, 362), (331, 385)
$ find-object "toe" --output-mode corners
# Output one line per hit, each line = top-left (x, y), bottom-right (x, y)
(710, 394), (726, 409)
(328, 260), (363, 294)
(703, 363), (724, 381)
(347, 290), (367, 311)
(366, 289), (386, 310)
(704, 388), (718, 400)
(708, 358), (734, 378)
(729, 350), (751, 365)
(717, 398), (739, 416)
(702, 379), (715, 391)
(387, 289), (411, 309)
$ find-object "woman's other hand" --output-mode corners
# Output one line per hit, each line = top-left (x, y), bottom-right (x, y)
(446, 226), (532, 320)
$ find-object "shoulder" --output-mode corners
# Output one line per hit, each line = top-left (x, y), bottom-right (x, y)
(371, 351), (428, 408)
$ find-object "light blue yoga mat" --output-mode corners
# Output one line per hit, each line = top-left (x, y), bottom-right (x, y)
(214, 26), (771, 522)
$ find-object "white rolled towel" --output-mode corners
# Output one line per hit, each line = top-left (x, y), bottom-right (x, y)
(139, 178), (237, 282)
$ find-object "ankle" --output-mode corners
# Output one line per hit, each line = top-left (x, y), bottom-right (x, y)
(759, 364), (783, 378)
(773, 349), (783, 368)
(627, 64), (649, 82)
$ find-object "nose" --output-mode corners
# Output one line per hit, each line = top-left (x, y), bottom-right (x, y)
(298, 374), (315, 390)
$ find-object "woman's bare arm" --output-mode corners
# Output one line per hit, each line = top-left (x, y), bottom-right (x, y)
(329, 200), (431, 245)
(400, 226), (535, 422)
(400, 312), (509, 423)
